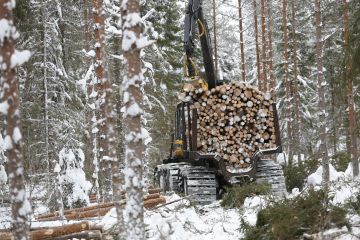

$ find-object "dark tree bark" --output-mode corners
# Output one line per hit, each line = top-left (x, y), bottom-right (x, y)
(291, 0), (301, 162)
(343, 0), (359, 177)
(282, 0), (293, 164)
(260, 0), (268, 91)
(253, 0), (262, 90)
(92, 0), (114, 202)
(238, 0), (246, 82)
(212, 0), (218, 78)
(267, 0), (275, 99)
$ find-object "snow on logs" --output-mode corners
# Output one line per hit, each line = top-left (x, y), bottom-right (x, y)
(0, 222), (103, 240)
(183, 81), (277, 170)
(35, 191), (164, 221)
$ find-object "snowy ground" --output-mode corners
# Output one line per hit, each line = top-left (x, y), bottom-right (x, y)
(2, 164), (360, 239)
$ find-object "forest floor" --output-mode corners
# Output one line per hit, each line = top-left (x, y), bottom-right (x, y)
(1, 166), (360, 239)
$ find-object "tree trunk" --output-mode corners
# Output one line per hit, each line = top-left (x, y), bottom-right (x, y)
(314, 0), (329, 186)
(121, 0), (145, 239)
(281, 0), (293, 164)
(260, 0), (268, 91)
(267, 0), (275, 99)
(291, 0), (301, 163)
(212, 0), (218, 78)
(109, 3), (125, 236)
(329, 66), (337, 154)
(92, 0), (113, 202)
(83, 0), (92, 174)
(41, 5), (51, 188)
(0, 1), (30, 239)
(238, 0), (246, 82)
(343, 0), (359, 177)
(253, 0), (262, 90)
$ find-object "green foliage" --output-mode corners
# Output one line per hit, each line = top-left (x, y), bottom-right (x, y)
(346, 193), (360, 215)
(331, 152), (351, 172)
(221, 183), (271, 208)
(284, 159), (320, 191)
(243, 189), (349, 240)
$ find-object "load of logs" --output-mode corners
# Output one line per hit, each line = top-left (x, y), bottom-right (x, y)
(185, 81), (277, 170)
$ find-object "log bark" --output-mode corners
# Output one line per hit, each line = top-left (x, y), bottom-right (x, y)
(185, 82), (277, 169)
(30, 222), (98, 240)
(144, 197), (166, 209)
(52, 230), (102, 240)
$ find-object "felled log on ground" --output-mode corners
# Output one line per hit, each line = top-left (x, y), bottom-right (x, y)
(36, 201), (118, 220)
(89, 188), (161, 203)
(52, 230), (102, 240)
(36, 193), (166, 221)
(144, 197), (166, 209)
(0, 222), (102, 240)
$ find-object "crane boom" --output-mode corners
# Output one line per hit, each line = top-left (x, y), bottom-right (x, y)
(184, 0), (217, 89)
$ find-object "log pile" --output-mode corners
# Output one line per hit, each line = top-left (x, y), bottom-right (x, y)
(0, 222), (102, 240)
(35, 191), (165, 221)
(185, 81), (277, 170)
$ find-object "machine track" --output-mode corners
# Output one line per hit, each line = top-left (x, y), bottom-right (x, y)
(181, 166), (217, 205)
(156, 163), (189, 192)
(255, 159), (286, 197)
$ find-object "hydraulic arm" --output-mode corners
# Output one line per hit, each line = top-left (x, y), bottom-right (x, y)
(184, 0), (217, 89)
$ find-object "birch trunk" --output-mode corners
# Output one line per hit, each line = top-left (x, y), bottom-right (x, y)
(0, 1), (31, 239)
(238, 0), (246, 82)
(121, 0), (145, 238)
(343, 0), (359, 177)
(281, 0), (293, 165)
(253, 0), (262, 90)
(314, 0), (329, 186)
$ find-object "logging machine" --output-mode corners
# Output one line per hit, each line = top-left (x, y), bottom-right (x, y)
(154, 0), (286, 204)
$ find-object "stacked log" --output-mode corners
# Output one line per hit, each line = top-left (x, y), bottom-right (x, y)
(89, 188), (161, 203)
(0, 222), (102, 240)
(185, 81), (277, 170)
(35, 192), (165, 221)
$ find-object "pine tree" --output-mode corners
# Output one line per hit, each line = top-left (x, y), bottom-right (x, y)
(121, 0), (146, 238)
(281, 0), (293, 164)
(343, 0), (359, 177)
(0, 0), (31, 238)
(238, 0), (246, 82)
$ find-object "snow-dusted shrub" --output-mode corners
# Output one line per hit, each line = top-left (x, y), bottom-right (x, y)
(58, 148), (92, 209)
(221, 183), (271, 208)
(243, 189), (348, 240)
